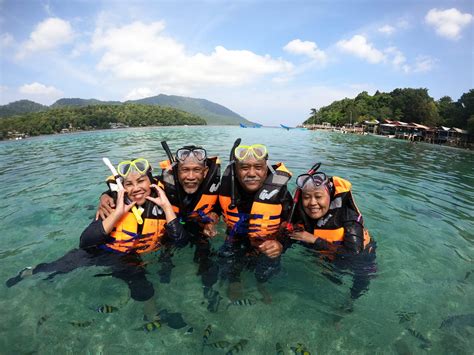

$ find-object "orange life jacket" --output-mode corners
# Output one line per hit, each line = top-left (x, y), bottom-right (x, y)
(219, 162), (291, 240)
(104, 202), (166, 254)
(309, 176), (371, 248)
(159, 157), (220, 223)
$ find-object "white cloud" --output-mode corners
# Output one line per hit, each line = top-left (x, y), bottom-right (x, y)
(17, 17), (74, 58)
(19, 82), (62, 96)
(336, 35), (385, 64)
(384, 47), (435, 73)
(378, 25), (395, 35)
(124, 87), (155, 100)
(283, 39), (327, 63)
(425, 8), (473, 40)
(1, 32), (13, 47)
(412, 55), (436, 73)
(91, 21), (293, 89)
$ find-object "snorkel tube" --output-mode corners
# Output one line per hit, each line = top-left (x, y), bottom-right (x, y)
(161, 141), (183, 213)
(286, 162), (321, 232)
(102, 157), (144, 225)
(229, 138), (242, 209)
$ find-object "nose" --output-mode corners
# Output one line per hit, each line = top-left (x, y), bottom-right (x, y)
(248, 166), (257, 177)
(186, 171), (196, 180)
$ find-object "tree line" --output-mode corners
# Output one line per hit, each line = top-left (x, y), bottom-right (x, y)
(304, 88), (474, 134)
(0, 104), (207, 140)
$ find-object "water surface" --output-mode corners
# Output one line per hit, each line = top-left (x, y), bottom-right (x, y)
(1, 127), (473, 353)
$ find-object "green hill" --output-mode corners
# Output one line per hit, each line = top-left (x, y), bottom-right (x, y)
(0, 104), (206, 140)
(52, 98), (122, 107)
(127, 94), (253, 125)
(0, 100), (47, 118)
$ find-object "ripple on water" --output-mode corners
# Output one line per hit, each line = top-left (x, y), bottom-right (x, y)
(0, 127), (473, 353)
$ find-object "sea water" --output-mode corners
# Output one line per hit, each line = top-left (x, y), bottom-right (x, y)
(0, 126), (472, 354)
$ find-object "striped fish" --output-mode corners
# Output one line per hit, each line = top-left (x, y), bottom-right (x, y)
(226, 298), (256, 309)
(69, 320), (93, 328)
(206, 340), (231, 349)
(396, 311), (417, 323)
(202, 324), (212, 345)
(94, 305), (119, 313)
(142, 320), (161, 332)
(225, 339), (248, 355)
(291, 343), (311, 355)
(407, 328), (432, 349)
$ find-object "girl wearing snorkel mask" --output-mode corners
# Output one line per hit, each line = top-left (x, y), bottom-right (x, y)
(289, 167), (377, 301)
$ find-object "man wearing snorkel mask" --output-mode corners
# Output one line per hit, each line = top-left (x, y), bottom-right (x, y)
(217, 143), (293, 302)
(289, 167), (377, 302)
(6, 158), (186, 320)
(98, 145), (222, 311)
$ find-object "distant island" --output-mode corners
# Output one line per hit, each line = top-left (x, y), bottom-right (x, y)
(0, 93), (255, 140)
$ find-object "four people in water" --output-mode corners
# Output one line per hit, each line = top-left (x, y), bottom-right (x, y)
(6, 140), (376, 315)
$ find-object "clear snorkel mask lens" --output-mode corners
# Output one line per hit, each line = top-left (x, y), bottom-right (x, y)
(117, 158), (150, 177)
(176, 147), (207, 163)
(296, 172), (328, 190)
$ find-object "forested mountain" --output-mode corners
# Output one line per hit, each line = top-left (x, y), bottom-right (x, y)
(0, 94), (251, 125)
(0, 100), (48, 117)
(52, 98), (122, 107)
(128, 94), (252, 125)
(0, 104), (206, 140)
(305, 88), (474, 134)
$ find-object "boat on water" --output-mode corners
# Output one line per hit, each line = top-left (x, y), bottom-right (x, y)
(280, 124), (293, 130)
(240, 122), (262, 128)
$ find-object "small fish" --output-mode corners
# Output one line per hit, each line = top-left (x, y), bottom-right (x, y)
(226, 339), (248, 355)
(396, 311), (417, 324)
(226, 298), (256, 309)
(202, 324), (212, 344)
(93, 305), (119, 313)
(406, 328), (431, 349)
(142, 320), (161, 332)
(440, 313), (474, 329)
(291, 343), (311, 355)
(37, 315), (50, 328)
(206, 340), (232, 349)
(276, 342), (284, 355)
(69, 320), (93, 328)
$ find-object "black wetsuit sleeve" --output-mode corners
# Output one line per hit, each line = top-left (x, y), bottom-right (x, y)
(79, 219), (114, 249)
(164, 218), (188, 246)
(277, 188), (294, 252)
(340, 196), (365, 254)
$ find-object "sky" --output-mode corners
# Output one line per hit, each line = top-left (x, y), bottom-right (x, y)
(0, 0), (473, 126)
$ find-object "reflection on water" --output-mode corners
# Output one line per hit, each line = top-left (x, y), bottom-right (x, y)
(0, 127), (473, 353)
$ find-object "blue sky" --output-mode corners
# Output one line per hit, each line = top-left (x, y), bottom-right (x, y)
(0, 0), (472, 125)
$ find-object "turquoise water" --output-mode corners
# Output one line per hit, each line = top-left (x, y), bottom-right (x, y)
(1, 126), (473, 354)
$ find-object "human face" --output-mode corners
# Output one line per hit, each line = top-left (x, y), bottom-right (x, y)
(178, 161), (209, 194)
(301, 187), (331, 220)
(123, 172), (151, 206)
(235, 157), (268, 193)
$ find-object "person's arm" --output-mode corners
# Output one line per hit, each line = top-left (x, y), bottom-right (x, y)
(146, 185), (188, 245)
(79, 219), (114, 249)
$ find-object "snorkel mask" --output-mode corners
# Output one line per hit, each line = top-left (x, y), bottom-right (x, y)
(117, 158), (154, 182)
(296, 172), (331, 193)
(233, 144), (268, 161)
(175, 146), (207, 165)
